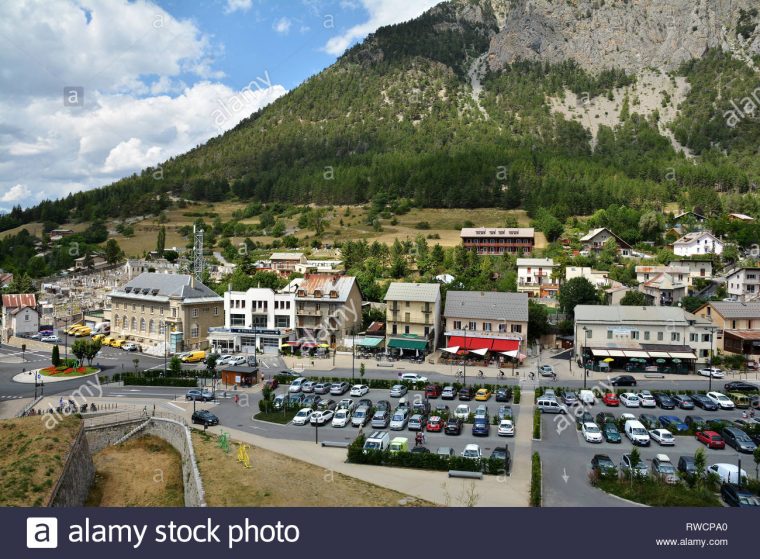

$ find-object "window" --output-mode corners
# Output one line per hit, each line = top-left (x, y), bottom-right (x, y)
(468, 321), (477, 330)
(192, 308), (199, 318)
(405, 301), (410, 307)
(230, 315), (245, 327)
(275, 316), (290, 328)
(644, 331), (650, 340)
(123, 315), (128, 330)
(191, 323), (199, 338)
(499, 324), (507, 332)
(585, 330), (593, 339)
(159, 322), (165, 335)
(404, 312), (410, 323)
(703, 333), (711, 342)
(172, 308), (176, 318)
(511, 324), (522, 334)
(424, 326), (430, 336)
(631, 331), (639, 340)
(140, 318), (146, 332)
(392, 324), (397, 335)
(24, 313), (29, 321)
(483, 322), (492, 332)
(160, 307), (164, 316)
(690, 333), (698, 342)
(453, 321), (462, 330)
(213, 306), (219, 316)
(404, 325), (410, 334)
(671, 332), (680, 342)
(607, 330), (613, 340)
(150, 306), (154, 314)
(131, 317), (137, 331)
(141, 305), (145, 312)
(657, 332), (663, 341)
(114, 317), (120, 328)
(732, 320), (736, 329)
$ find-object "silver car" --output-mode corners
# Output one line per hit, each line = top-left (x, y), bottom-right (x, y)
(390, 384), (408, 397)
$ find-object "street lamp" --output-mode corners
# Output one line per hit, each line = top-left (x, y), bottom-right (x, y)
(462, 326), (468, 387)
(351, 329), (356, 383)
(163, 321), (168, 376)
(705, 325), (718, 392)
(582, 326), (590, 390)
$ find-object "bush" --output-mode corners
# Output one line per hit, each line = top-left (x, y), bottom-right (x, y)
(513, 386), (521, 404)
(415, 221), (431, 230)
(533, 408), (542, 440)
(530, 452), (542, 507)
(347, 436), (488, 473)
(51, 345), (60, 367)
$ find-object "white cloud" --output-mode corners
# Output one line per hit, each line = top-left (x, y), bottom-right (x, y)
(323, 0), (441, 56)
(0, 0), (288, 207)
(225, 0), (253, 14)
(1, 184), (31, 203)
(273, 16), (292, 34)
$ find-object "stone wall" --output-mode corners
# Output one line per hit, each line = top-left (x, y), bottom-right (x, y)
(85, 417), (206, 507)
(48, 425), (95, 507)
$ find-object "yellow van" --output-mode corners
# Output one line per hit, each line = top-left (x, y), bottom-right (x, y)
(110, 339), (126, 349)
(66, 324), (84, 335)
(74, 327), (92, 337)
(728, 392), (751, 409)
(389, 437), (409, 454)
(180, 351), (206, 363)
(100, 336), (113, 346)
(92, 333), (106, 342)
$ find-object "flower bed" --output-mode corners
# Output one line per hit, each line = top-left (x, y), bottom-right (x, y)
(40, 365), (97, 378)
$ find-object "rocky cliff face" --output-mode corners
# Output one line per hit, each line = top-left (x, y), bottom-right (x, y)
(484, 0), (760, 73)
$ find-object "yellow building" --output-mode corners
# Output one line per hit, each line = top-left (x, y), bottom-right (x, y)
(384, 283), (441, 352)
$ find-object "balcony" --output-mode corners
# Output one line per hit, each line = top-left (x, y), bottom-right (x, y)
(297, 309), (323, 317)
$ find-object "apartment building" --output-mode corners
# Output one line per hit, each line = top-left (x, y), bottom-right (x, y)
(579, 228), (632, 257)
(517, 258), (559, 298)
(443, 291), (527, 354)
(384, 282), (441, 352)
(726, 267), (760, 302)
(693, 301), (760, 357)
(460, 227), (534, 255)
(673, 231), (724, 257)
(667, 259), (713, 287)
(294, 274), (362, 346)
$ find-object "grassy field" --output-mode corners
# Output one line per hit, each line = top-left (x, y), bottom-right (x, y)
(0, 415), (82, 506)
(597, 477), (721, 506)
(86, 435), (184, 507)
(192, 431), (430, 507)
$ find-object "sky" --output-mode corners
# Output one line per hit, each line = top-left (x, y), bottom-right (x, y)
(0, 0), (442, 213)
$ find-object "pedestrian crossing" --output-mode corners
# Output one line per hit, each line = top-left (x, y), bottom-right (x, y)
(0, 395), (24, 400)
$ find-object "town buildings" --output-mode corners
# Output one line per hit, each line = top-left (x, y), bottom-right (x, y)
(579, 228), (632, 257)
(517, 258), (559, 298)
(294, 274), (362, 347)
(725, 267), (760, 302)
(693, 301), (760, 357)
(673, 231), (724, 257)
(460, 227), (534, 255)
(384, 282), (441, 352)
(1, 294), (39, 341)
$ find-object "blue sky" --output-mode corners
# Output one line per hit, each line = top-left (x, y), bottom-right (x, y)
(0, 0), (441, 211)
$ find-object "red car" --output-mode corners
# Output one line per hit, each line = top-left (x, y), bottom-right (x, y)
(602, 393), (620, 407)
(696, 430), (725, 449)
(424, 384), (442, 398)
(425, 416), (444, 432)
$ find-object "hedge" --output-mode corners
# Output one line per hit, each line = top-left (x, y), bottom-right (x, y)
(530, 452), (542, 507)
(513, 386), (521, 404)
(533, 408), (542, 440)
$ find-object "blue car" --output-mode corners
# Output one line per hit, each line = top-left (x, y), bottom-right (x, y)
(658, 415), (689, 433)
(472, 418), (490, 436)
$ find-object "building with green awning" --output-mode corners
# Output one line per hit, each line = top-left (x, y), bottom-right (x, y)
(387, 334), (428, 351)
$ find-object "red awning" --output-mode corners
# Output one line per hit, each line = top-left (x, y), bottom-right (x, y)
(301, 342), (317, 348)
(447, 336), (519, 352)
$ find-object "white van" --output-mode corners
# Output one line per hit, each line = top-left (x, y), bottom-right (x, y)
(578, 390), (596, 405)
(363, 431), (390, 453)
(708, 463), (748, 484)
(536, 398), (567, 414)
(624, 419), (651, 446)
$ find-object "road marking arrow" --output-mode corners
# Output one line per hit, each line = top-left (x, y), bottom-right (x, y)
(562, 468), (569, 483)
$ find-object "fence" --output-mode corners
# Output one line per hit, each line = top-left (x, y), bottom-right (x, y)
(83, 409), (188, 429)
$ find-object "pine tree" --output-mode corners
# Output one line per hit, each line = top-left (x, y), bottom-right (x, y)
(51, 344), (60, 367)
(156, 226), (166, 257)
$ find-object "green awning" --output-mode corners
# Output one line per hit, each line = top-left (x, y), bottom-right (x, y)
(388, 338), (428, 350)
(356, 337), (384, 348)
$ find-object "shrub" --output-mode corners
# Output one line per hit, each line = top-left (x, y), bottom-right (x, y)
(513, 386), (521, 404)
(415, 221), (431, 230)
(533, 408), (542, 440)
(530, 452), (542, 507)
(51, 345), (60, 367)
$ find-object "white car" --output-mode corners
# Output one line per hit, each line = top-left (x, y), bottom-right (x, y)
(301, 381), (316, 393)
(454, 404), (470, 420)
(41, 335), (60, 343)
(400, 373), (428, 383)
(215, 354), (233, 365)
(708, 463), (748, 484)
(538, 364), (556, 377)
(649, 428), (675, 446)
(461, 444), (482, 459)
(389, 410), (409, 430)
(350, 384), (369, 396)
(309, 410), (334, 426)
(121, 342), (139, 351)
(441, 386), (457, 399)
(619, 393), (641, 408)
(332, 409), (351, 427)
(620, 413), (637, 422)
(228, 355), (247, 366)
(638, 391), (656, 408)
(497, 419), (515, 437)
(706, 391), (735, 410)
(292, 408), (313, 425)
(698, 367), (725, 378)
(582, 422), (603, 443)
(337, 398), (355, 411)
(289, 378), (306, 393)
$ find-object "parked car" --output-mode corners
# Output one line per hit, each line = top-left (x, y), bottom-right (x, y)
(692, 394), (719, 411)
(495, 388), (512, 402)
(227, 355), (247, 366)
(301, 381), (316, 393)
(708, 463), (748, 484)
(316, 399), (336, 412)
(337, 398), (354, 412)
(288, 378), (307, 393)
(562, 391), (578, 406)
(658, 415), (689, 433)
(357, 398), (374, 410)
(445, 417), (463, 435)
(602, 423), (621, 443)
(721, 483), (760, 507)
(538, 364), (555, 377)
(638, 414), (660, 429)
(424, 384), (442, 398)
(721, 427), (757, 453)
(671, 394), (695, 409)
(698, 367), (725, 378)
(121, 342), (140, 352)
(454, 404), (470, 420)
(619, 393), (640, 407)
(591, 454), (617, 476)
(425, 415), (444, 432)
(652, 393), (675, 409)
(330, 382), (350, 395)
(620, 453), (648, 477)
(723, 381), (759, 393)
(576, 411), (595, 427)
(375, 400), (391, 413)
(461, 444), (482, 459)
(310, 410), (334, 425)
(490, 446), (512, 473)
(410, 446), (430, 454)
(497, 405), (513, 421)
(602, 393), (620, 407)
(458, 387), (473, 401)
(436, 447), (455, 457)
(624, 419), (651, 446)
(349, 384), (369, 396)
(595, 412), (616, 425)
(389, 384), (408, 398)
(610, 375), (637, 387)
(582, 422), (603, 443)
(696, 430), (725, 449)
(302, 394), (322, 408)
(684, 415), (707, 430)
(400, 373), (428, 383)
(371, 410), (390, 429)
(351, 406), (370, 427)
(677, 455), (698, 477)
(41, 335), (60, 343)
(407, 413), (426, 431)
(638, 391), (656, 408)
(332, 409), (351, 427)
(498, 419), (515, 437)
(475, 388), (492, 401)
(649, 428), (675, 446)
(472, 418), (490, 436)
(314, 383), (331, 395)
(441, 386), (457, 400)
(292, 408), (313, 425)
(652, 454), (678, 485)
(706, 391), (735, 410)
(191, 410), (219, 426)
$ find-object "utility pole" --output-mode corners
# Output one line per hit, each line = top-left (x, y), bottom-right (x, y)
(351, 330), (356, 383)
(582, 326), (589, 390)
(463, 327), (468, 387)
(705, 325), (718, 393)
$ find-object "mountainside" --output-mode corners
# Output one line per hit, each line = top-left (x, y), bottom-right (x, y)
(2, 0), (760, 233)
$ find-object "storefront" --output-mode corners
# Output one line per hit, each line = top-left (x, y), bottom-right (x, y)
(386, 334), (429, 356)
(220, 365), (260, 388)
(208, 327), (293, 354)
(583, 346), (696, 374)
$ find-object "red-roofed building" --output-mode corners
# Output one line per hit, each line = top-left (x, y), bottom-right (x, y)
(2, 293), (39, 340)
(294, 274), (362, 346)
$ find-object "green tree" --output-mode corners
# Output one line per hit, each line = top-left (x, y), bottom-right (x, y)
(71, 339), (87, 365)
(169, 355), (182, 374)
(156, 226), (166, 257)
(104, 239), (122, 264)
(629, 447), (642, 484)
(694, 448), (707, 490)
(83, 339), (102, 365)
(51, 344), (60, 367)
(359, 362), (366, 379)
(527, 300), (550, 341)
(558, 277), (599, 316)
(679, 295), (707, 313)
(638, 211), (664, 241)
(620, 290), (648, 306)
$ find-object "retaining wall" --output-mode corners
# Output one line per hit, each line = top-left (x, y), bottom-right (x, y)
(48, 425), (95, 507)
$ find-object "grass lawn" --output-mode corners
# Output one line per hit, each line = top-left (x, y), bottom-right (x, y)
(254, 409), (298, 424)
(0, 415), (82, 506)
(87, 435), (183, 507)
(191, 431), (431, 506)
(40, 365), (98, 378)
(597, 477), (721, 506)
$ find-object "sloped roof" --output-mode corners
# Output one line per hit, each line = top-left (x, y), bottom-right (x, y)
(579, 227), (632, 248)
(112, 273), (221, 301)
(444, 291), (528, 322)
(2, 293), (36, 309)
(270, 252), (304, 260)
(708, 302), (760, 319)
(516, 258), (555, 267)
(674, 231), (719, 245)
(460, 227), (534, 238)
(575, 305), (710, 326)
(10, 305), (37, 316)
(642, 273), (687, 290)
(296, 274), (358, 302)
(384, 282), (440, 303)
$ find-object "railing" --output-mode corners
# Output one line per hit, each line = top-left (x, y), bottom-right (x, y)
(84, 409), (188, 429)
